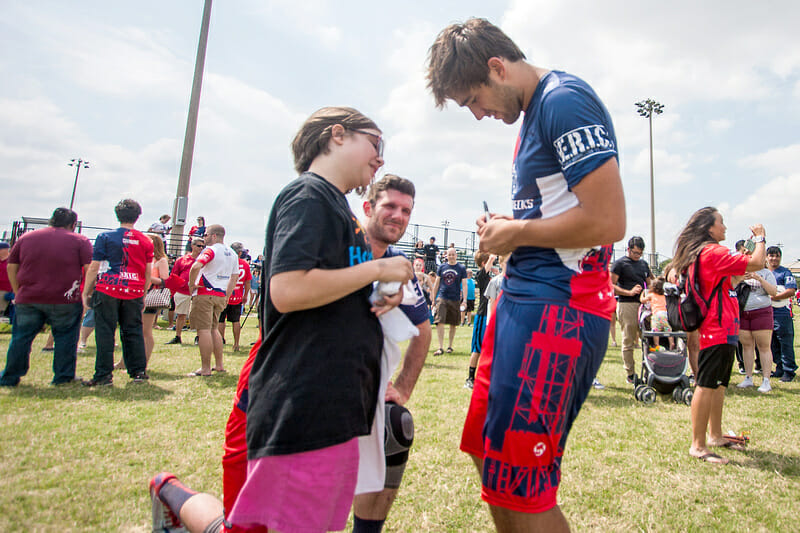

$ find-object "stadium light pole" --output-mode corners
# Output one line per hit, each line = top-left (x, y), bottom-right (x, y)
(68, 158), (90, 210)
(635, 98), (664, 269)
(170, 0), (213, 256)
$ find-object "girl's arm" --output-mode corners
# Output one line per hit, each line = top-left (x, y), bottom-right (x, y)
(270, 255), (412, 313)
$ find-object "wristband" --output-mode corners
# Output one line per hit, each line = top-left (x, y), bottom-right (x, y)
(752, 235), (765, 243)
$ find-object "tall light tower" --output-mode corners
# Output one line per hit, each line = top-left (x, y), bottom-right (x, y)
(635, 98), (664, 269)
(68, 158), (90, 210)
(170, 0), (213, 256)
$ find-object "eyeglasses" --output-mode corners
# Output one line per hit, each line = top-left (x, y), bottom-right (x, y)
(349, 129), (384, 158)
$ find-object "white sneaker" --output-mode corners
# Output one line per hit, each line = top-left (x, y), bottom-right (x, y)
(758, 379), (772, 393)
(737, 376), (754, 388)
(592, 379), (605, 390)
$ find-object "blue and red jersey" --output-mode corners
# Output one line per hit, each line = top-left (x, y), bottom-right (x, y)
(93, 228), (154, 300)
(504, 70), (617, 319)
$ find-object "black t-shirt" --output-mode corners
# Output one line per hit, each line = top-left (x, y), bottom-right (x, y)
(247, 172), (382, 457)
(423, 243), (439, 261)
(611, 255), (652, 303)
(475, 268), (492, 316)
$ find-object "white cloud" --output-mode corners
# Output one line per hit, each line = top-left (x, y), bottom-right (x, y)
(244, 0), (342, 49)
(708, 118), (733, 133)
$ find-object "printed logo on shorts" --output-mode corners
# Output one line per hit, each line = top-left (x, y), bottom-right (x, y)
(533, 442), (547, 457)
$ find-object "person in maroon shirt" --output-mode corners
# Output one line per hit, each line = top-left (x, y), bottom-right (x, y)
(165, 237), (205, 345)
(0, 208), (92, 386)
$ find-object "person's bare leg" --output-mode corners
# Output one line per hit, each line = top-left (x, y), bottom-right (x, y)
(79, 326), (94, 346)
(353, 489), (399, 521)
(217, 321), (226, 343)
(178, 493), (226, 533)
(167, 309), (175, 328)
(490, 504), (570, 533)
(687, 331), (699, 377)
(143, 311), (155, 365)
(436, 323), (445, 351)
(211, 327), (224, 371)
(174, 314), (187, 338)
(707, 386), (726, 442)
(739, 330), (755, 379)
(448, 325), (456, 350)
(754, 330), (774, 378)
(231, 322), (241, 351)
(689, 386), (727, 463)
(196, 329), (213, 374)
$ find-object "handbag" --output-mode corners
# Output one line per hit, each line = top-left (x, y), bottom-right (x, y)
(144, 286), (172, 309)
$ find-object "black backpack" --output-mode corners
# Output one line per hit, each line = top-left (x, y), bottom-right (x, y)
(665, 255), (725, 332)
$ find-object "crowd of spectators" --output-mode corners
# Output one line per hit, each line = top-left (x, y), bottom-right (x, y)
(0, 200), (262, 387)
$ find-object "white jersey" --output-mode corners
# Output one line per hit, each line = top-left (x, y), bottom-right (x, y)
(194, 243), (239, 297)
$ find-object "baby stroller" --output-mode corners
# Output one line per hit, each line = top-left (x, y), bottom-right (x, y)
(633, 303), (693, 405)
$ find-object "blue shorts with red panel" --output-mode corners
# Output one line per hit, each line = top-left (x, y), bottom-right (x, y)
(461, 293), (609, 514)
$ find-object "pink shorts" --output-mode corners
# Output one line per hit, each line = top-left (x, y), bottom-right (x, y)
(227, 439), (359, 533)
(740, 306), (773, 332)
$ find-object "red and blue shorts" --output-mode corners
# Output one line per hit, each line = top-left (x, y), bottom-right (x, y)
(461, 293), (609, 513)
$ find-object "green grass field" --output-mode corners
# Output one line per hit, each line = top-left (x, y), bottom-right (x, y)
(1, 314), (799, 532)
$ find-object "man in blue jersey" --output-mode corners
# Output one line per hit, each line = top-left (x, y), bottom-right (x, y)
(432, 247), (468, 355)
(427, 18), (625, 532)
(766, 246), (797, 382)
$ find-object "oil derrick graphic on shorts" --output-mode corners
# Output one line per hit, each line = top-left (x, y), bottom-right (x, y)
(484, 304), (583, 501)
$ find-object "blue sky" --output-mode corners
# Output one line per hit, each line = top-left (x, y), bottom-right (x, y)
(2, 0), (799, 263)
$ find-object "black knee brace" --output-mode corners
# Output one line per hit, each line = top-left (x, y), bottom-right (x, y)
(384, 402), (414, 489)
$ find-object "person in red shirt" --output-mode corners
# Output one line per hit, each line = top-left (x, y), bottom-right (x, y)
(671, 207), (766, 465)
(166, 237), (205, 345)
(82, 199), (154, 386)
(217, 242), (252, 352)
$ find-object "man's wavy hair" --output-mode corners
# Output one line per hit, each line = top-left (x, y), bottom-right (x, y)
(365, 174), (415, 207)
(426, 18), (526, 108)
(291, 106), (380, 196)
